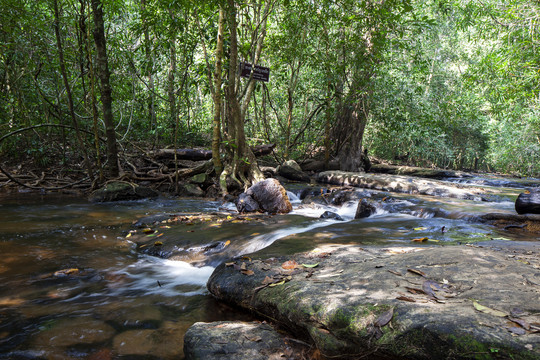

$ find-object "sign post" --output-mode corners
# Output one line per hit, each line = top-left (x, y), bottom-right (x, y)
(239, 62), (270, 82)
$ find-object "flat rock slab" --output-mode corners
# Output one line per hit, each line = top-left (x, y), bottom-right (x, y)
(317, 171), (500, 201)
(370, 164), (470, 179)
(184, 321), (292, 360)
(207, 244), (540, 359)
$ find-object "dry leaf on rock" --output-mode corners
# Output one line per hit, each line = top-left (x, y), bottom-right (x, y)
(282, 260), (299, 269)
(407, 268), (427, 277)
(374, 308), (394, 327)
(473, 301), (508, 317)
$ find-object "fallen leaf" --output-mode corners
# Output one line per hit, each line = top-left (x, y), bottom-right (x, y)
(224, 240), (231, 247)
(154, 241), (163, 246)
(54, 268), (79, 277)
(142, 228), (154, 234)
(413, 227), (427, 231)
(268, 280), (285, 287)
(282, 260), (299, 269)
(473, 301), (508, 317)
(302, 263), (319, 268)
(225, 262), (235, 267)
(125, 233), (132, 238)
(374, 308), (394, 327)
(240, 262), (247, 271)
(245, 335), (262, 342)
(262, 276), (274, 285)
(412, 237), (428, 242)
(396, 296), (416, 302)
(241, 269), (255, 276)
(405, 286), (426, 295)
(506, 326), (526, 335)
(387, 270), (402, 276)
(407, 268), (427, 277)
(509, 317), (530, 330)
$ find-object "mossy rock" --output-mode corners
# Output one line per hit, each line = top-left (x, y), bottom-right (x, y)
(89, 182), (158, 202)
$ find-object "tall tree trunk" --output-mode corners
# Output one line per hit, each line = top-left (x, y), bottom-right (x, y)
(141, 0), (156, 142)
(53, 0), (94, 181)
(212, 7), (225, 177)
(336, 94), (369, 172)
(220, 0), (265, 194)
(82, 0), (103, 181)
(91, 0), (119, 177)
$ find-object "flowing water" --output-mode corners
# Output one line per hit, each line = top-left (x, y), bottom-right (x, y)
(0, 176), (538, 359)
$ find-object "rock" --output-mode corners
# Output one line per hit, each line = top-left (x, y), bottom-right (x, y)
(237, 179), (292, 214)
(317, 171), (495, 201)
(355, 198), (377, 218)
(515, 189), (540, 214)
(369, 164), (470, 179)
(113, 321), (189, 358)
(183, 321), (290, 360)
(89, 182), (158, 202)
(32, 317), (116, 347)
(104, 304), (162, 329)
(320, 211), (344, 221)
(236, 193), (260, 213)
(190, 173), (208, 185)
(300, 159), (340, 172)
(277, 160), (310, 182)
(207, 245), (540, 359)
(179, 183), (205, 197)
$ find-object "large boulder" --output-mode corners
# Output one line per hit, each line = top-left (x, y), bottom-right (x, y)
(277, 160), (310, 182)
(89, 182), (158, 202)
(236, 179), (292, 214)
(207, 244), (540, 359)
(183, 321), (291, 360)
(515, 189), (540, 214)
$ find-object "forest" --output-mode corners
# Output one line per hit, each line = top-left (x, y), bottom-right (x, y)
(1, 0), (539, 194)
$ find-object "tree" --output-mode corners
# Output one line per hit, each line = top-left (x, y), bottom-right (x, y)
(91, 0), (119, 177)
(217, 0), (273, 194)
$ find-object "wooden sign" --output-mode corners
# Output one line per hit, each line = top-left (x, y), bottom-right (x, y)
(239, 62), (270, 82)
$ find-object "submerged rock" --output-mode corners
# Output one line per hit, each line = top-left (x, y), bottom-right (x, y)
(236, 179), (292, 214)
(183, 321), (290, 360)
(515, 189), (540, 215)
(207, 245), (540, 359)
(89, 182), (158, 202)
(320, 211), (344, 221)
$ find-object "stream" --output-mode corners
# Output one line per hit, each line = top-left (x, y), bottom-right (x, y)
(0, 174), (539, 359)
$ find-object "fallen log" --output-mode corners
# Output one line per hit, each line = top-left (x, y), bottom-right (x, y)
(148, 144), (275, 161)
(317, 171), (495, 200)
(369, 164), (471, 179)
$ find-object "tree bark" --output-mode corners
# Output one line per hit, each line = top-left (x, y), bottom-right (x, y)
(212, 7), (225, 176)
(91, 0), (119, 177)
(53, 0), (94, 181)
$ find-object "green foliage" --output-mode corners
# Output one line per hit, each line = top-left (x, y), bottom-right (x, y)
(0, 0), (538, 176)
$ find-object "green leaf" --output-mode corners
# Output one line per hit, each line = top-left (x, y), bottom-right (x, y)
(302, 263), (319, 268)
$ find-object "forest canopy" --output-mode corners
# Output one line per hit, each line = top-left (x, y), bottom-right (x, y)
(1, 0), (539, 191)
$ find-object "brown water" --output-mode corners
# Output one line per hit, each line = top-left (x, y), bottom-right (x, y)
(0, 180), (537, 359)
